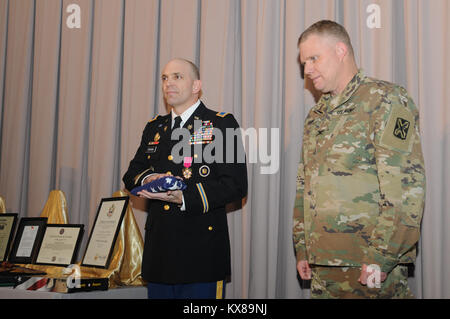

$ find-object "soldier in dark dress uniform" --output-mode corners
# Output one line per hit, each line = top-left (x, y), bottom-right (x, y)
(123, 58), (247, 299)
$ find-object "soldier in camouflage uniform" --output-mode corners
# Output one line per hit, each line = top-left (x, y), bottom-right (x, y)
(293, 20), (426, 298)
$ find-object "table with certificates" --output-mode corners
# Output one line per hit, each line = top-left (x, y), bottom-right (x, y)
(82, 197), (128, 268)
(36, 225), (84, 266)
(0, 214), (17, 262)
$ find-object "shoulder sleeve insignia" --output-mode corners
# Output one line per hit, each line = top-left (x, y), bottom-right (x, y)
(216, 112), (229, 118)
(379, 104), (415, 153)
(393, 118), (410, 140)
(149, 115), (161, 123)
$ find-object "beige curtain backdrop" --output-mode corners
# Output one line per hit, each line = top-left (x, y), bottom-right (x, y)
(0, 0), (449, 298)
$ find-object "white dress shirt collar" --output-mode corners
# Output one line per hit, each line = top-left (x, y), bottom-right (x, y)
(171, 100), (201, 128)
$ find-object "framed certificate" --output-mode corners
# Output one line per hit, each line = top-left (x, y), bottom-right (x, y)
(81, 197), (129, 268)
(0, 214), (18, 262)
(35, 224), (84, 267)
(8, 217), (47, 264)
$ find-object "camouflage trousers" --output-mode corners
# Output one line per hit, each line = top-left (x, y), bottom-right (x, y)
(310, 265), (414, 299)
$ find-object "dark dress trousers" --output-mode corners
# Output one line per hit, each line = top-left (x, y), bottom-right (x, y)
(123, 102), (248, 284)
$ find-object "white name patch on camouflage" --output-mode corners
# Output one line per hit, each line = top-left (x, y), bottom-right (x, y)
(380, 104), (415, 153)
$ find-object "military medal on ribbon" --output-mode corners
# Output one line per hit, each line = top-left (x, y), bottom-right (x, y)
(183, 157), (193, 179)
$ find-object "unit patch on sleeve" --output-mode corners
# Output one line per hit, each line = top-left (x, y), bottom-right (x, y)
(393, 117), (410, 140)
(379, 104), (415, 153)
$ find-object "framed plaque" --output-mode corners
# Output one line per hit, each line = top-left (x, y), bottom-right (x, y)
(0, 214), (18, 262)
(35, 224), (84, 267)
(81, 196), (129, 268)
(8, 217), (47, 264)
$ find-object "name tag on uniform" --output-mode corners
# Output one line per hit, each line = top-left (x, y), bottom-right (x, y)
(146, 145), (158, 154)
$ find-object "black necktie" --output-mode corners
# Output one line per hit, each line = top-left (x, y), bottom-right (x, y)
(173, 116), (182, 129)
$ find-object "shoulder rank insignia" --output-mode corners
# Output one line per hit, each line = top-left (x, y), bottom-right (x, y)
(149, 115), (161, 123)
(216, 112), (229, 118)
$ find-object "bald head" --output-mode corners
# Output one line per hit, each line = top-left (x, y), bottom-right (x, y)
(161, 58), (202, 114)
(168, 58), (200, 80)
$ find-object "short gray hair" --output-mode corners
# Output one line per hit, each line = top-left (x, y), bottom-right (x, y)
(298, 20), (354, 57)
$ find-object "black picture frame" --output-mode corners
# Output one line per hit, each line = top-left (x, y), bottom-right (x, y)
(8, 217), (47, 264)
(81, 196), (129, 269)
(0, 213), (18, 262)
(35, 224), (84, 267)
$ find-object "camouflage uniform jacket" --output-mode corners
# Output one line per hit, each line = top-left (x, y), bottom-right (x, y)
(293, 70), (426, 273)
